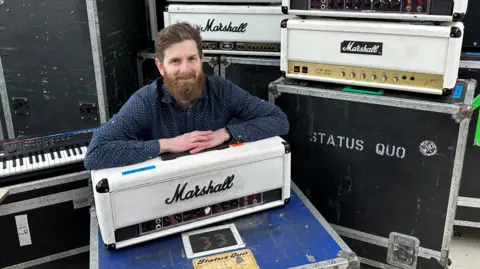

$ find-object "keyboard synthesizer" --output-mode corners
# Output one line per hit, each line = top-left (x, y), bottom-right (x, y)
(0, 127), (97, 186)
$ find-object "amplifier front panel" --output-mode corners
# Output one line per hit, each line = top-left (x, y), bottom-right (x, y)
(284, 0), (466, 22)
(281, 18), (464, 94)
(285, 27), (449, 75)
(111, 156), (285, 228)
(165, 5), (285, 55)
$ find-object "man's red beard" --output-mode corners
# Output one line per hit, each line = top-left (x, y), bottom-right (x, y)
(164, 69), (205, 106)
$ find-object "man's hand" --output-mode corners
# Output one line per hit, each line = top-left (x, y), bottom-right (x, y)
(190, 128), (230, 154)
(159, 130), (213, 153)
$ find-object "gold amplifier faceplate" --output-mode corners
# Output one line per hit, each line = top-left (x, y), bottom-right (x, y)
(288, 61), (445, 91)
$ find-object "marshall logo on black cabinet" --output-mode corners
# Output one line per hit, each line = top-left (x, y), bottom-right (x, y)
(165, 175), (235, 204)
(201, 19), (247, 33)
(340, 41), (383, 56)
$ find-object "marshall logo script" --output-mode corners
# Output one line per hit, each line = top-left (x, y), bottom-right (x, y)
(340, 41), (383, 56)
(165, 175), (235, 204)
(201, 19), (247, 33)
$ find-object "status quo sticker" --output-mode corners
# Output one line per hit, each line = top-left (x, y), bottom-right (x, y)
(192, 249), (259, 269)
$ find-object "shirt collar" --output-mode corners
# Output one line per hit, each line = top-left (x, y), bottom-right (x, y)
(157, 75), (208, 104)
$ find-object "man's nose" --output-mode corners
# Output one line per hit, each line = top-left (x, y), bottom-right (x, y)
(179, 60), (190, 72)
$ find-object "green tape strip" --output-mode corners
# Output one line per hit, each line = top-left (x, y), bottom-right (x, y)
(342, 86), (384, 95)
(474, 94), (480, 146)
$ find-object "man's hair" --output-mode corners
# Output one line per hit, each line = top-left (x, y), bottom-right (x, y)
(155, 22), (203, 62)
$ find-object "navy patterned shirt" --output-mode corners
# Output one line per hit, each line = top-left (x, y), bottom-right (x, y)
(83, 74), (289, 170)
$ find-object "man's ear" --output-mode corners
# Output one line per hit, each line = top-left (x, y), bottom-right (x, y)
(155, 58), (165, 77)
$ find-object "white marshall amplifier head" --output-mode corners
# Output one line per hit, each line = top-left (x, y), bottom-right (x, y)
(92, 136), (291, 249)
(162, 4), (288, 56)
(280, 16), (464, 95)
(282, 0), (469, 22)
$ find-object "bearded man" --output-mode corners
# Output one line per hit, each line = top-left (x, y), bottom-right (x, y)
(83, 22), (289, 170)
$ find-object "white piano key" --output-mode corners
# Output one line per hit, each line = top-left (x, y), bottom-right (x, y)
(23, 157), (32, 173)
(59, 150), (68, 164)
(65, 148), (75, 163)
(46, 153), (55, 168)
(6, 159), (13, 176)
(0, 161), (5, 176)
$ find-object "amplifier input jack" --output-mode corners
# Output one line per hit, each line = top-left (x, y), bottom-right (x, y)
(155, 218), (161, 224)
(155, 224), (161, 230)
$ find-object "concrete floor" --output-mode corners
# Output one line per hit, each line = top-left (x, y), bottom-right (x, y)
(449, 226), (480, 269)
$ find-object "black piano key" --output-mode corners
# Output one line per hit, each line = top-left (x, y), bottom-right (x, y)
(50, 149), (55, 160)
(28, 153), (33, 164)
(34, 153), (40, 163)
(71, 146), (77, 155)
(66, 147), (71, 157)
(40, 151), (46, 162)
(56, 148), (62, 159)
(12, 157), (16, 167)
(77, 145), (83, 154)
(19, 155), (24, 166)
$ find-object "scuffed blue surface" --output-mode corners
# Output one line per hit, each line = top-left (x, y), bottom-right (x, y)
(98, 188), (342, 268)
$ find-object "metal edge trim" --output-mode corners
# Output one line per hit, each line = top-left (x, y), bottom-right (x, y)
(6, 171), (91, 195)
(441, 108), (471, 258)
(454, 220), (480, 228)
(359, 257), (399, 269)
(2, 245), (89, 269)
(459, 60), (480, 69)
(287, 257), (350, 269)
(203, 50), (281, 57)
(0, 187), (90, 216)
(457, 196), (480, 208)
(460, 78), (476, 105)
(86, 0), (109, 123)
(291, 182), (352, 253)
(330, 224), (442, 260)
(90, 208), (99, 269)
(0, 56), (15, 138)
(275, 82), (461, 115)
(222, 56), (280, 66)
(148, 0), (158, 41)
(220, 58), (226, 78)
(138, 49), (214, 64)
(0, 115), (4, 140)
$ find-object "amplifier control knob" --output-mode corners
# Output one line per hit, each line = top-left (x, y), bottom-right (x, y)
(360, 73), (366, 79)
(371, 75), (376, 80)
(393, 77), (398, 82)
(340, 71), (345, 77)
(382, 76), (387, 81)
(350, 72), (355, 78)
(204, 206), (211, 215)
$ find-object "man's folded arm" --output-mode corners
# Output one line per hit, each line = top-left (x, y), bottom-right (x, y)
(84, 93), (160, 170)
(225, 82), (290, 142)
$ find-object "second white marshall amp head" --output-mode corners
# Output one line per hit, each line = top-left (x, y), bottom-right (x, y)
(92, 136), (292, 249)
(282, 0), (469, 22)
(280, 17), (464, 95)
(163, 4), (288, 56)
